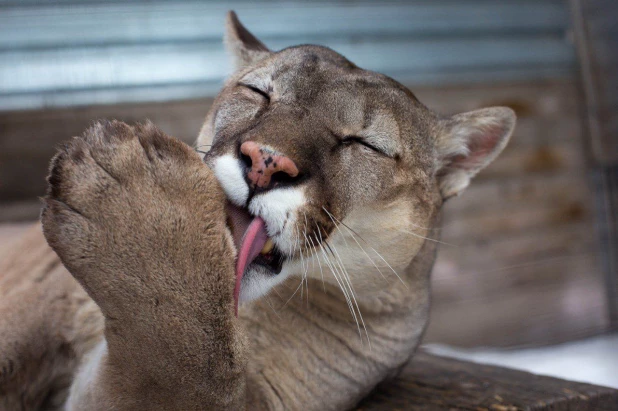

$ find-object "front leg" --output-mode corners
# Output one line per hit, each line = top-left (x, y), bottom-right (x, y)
(41, 121), (246, 410)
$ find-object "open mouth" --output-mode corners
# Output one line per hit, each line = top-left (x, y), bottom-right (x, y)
(226, 203), (284, 315)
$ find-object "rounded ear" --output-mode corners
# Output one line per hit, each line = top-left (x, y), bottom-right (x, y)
(435, 107), (516, 199)
(225, 11), (272, 71)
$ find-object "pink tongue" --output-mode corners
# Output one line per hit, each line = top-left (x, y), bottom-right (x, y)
(234, 216), (268, 316)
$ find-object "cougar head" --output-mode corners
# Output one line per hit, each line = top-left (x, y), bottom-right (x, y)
(200, 12), (515, 310)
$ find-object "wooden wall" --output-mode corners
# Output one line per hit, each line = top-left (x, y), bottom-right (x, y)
(414, 82), (609, 347)
(0, 79), (609, 348)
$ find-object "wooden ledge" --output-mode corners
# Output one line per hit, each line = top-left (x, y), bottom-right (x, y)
(358, 352), (618, 410)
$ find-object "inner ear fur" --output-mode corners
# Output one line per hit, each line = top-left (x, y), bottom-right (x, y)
(435, 106), (516, 199)
(225, 11), (272, 70)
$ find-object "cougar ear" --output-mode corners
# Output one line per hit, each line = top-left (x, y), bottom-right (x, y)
(435, 107), (516, 199)
(225, 11), (271, 70)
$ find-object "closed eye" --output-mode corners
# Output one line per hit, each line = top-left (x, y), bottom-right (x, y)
(240, 83), (270, 102)
(341, 136), (384, 155)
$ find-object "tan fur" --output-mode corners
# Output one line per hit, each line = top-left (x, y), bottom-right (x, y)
(0, 12), (515, 411)
(0, 225), (102, 410)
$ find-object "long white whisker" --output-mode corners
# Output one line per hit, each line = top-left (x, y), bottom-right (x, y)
(308, 229), (325, 292)
(302, 212), (311, 305)
(406, 220), (443, 231)
(318, 244), (362, 342)
(296, 224), (307, 280)
(283, 277), (305, 308)
(303, 232), (311, 306)
(325, 240), (371, 348)
(291, 220), (299, 262)
(293, 224), (306, 303)
(271, 283), (284, 300)
(264, 294), (282, 318)
(319, 247), (354, 317)
(323, 207), (407, 288)
(323, 207), (389, 282)
(398, 229), (457, 247)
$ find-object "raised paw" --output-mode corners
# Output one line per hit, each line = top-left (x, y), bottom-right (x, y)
(41, 120), (235, 319)
(46, 120), (206, 219)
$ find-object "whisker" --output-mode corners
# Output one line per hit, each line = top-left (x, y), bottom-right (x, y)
(323, 207), (390, 282)
(398, 229), (457, 247)
(309, 226), (326, 292)
(318, 244), (363, 343)
(407, 220), (443, 231)
(323, 207), (407, 288)
(296, 224), (307, 278)
(302, 237), (310, 305)
(264, 294), (282, 318)
(329, 244), (371, 348)
(300, 213), (312, 306)
(283, 276), (305, 309)
(292, 221), (300, 262)
(272, 283), (284, 300)
(323, 241), (370, 347)
(317, 242), (357, 324)
(293, 224), (306, 302)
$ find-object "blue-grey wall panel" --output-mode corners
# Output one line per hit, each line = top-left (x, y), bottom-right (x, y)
(0, 1), (575, 110)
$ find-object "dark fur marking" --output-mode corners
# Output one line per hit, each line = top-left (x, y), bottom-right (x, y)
(90, 154), (121, 185)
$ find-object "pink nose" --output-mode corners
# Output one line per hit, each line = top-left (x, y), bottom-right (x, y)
(240, 141), (299, 189)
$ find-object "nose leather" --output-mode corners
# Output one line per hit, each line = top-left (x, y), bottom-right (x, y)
(240, 141), (299, 189)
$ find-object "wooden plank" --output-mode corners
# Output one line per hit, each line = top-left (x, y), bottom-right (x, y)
(475, 141), (586, 180)
(437, 222), (599, 268)
(414, 80), (580, 118)
(444, 174), (592, 216)
(358, 352), (618, 410)
(503, 116), (582, 147)
(0, 202), (42, 223)
(0, 97), (211, 202)
(440, 195), (594, 242)
(427, 248), (607, 347)
(432, 251), (602, 299)
(427, 251), (608, 347)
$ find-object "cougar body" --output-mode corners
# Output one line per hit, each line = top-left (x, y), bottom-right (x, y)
(0, 12), (515, 410)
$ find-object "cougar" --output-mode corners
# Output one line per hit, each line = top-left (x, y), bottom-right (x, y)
(0, 11), (515, 410)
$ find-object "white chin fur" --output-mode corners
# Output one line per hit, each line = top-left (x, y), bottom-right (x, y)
(212, 155), (249, 206)
(239, 264), (291, 302)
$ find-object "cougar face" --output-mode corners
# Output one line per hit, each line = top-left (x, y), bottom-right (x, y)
(200, 12), (516, 305)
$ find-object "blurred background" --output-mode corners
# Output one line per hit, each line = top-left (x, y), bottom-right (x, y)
(0, 0), (616, 387)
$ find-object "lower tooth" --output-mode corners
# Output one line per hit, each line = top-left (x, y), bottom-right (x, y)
(261, 239), (274, 255)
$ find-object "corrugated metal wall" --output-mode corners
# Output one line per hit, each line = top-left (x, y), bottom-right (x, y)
(0, 0), (575, 111)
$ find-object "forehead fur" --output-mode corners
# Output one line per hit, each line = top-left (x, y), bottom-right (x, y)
(236, 45), (437, 141)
